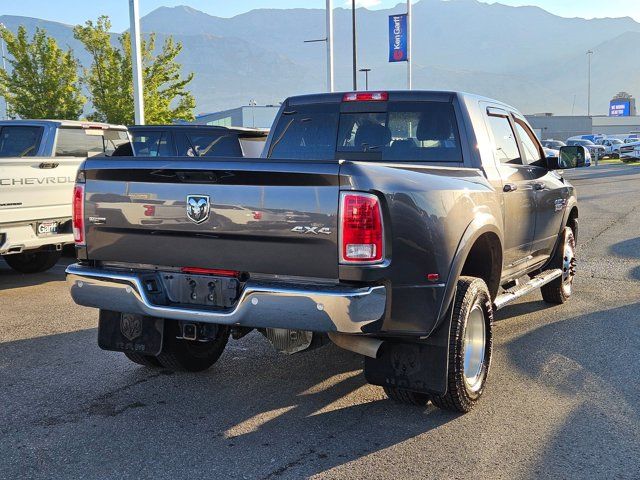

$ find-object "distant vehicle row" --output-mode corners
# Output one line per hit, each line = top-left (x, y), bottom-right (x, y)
(542, 134), (640, 161)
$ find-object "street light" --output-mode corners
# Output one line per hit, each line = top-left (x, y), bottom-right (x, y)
(587, 50), (593, 116)
(359, 68), (371, 91)
(129, 0), (145, 124)
(352, 0), (357, 91)
(302, 0), (334, 93)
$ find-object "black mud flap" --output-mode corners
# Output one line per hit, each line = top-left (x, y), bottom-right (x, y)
(364, 303), (453, 396)
(98, 310), (164, 356)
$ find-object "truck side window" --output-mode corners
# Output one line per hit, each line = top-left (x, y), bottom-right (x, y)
(131, 131), (172, 157)
(0, 126), (43, 157)
(55, 128), (105, 157)
(514, 121), (542, 163)
(486, 115), (521, 165)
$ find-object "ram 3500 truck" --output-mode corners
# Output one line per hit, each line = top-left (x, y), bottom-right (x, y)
(66, 91), (586, 412)
(0, 120), (128, 273)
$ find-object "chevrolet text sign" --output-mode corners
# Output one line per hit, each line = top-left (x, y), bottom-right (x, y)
(389, 14), (408, 62)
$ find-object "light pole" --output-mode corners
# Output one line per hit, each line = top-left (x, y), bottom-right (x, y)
(326, 0), (334, 93)
(0, 22), (8, 119)
(129, 0), (145, 124)
(359, 68), (371, 91)
(302, 0), (334, 93)
(352, 0), (357, 91)
(587, 50), (593, 116)
(249, 99), (257, 128)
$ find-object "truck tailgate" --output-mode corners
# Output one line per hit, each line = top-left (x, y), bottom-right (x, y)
(0, 157), (80, 223)
(83, 158), (341, 279)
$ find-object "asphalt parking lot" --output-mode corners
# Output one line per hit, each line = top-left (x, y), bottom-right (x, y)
(1, 164), (639, 479)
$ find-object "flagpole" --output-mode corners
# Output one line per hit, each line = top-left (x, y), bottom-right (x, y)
(129, 0), (145, 125)
(407, 0), (412, 90)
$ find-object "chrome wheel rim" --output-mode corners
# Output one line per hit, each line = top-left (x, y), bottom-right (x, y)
(463, 305), (486, 393)
(562, 231), (576, 295)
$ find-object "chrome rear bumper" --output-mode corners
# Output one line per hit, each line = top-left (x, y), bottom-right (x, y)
(66, 264), (387, 334)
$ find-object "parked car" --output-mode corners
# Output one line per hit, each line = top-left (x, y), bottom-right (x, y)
(66, 91), (585, 413)
(0, 120), (128, 273)
(541, 139), (566, 150)
(113, 125), (269, 158)
(597, 137), (624, 158)
(566, 137), (606, 158)
(619, 141), (640, 162)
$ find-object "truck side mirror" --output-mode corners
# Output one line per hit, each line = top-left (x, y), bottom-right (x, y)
(548, 145), (590, 169)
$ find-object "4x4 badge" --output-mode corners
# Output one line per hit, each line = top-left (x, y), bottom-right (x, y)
(186, 195), (210, 224)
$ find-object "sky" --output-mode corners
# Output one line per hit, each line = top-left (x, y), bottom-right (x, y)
(1, 0), (638, 32)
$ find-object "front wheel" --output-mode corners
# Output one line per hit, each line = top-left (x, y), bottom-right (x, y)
(430, 276), (493, 413)
(3, 250), (61, 273)
(541, 226), (576, 304)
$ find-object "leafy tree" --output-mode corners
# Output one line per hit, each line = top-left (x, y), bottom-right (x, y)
(0, 25), (85, 119)
(74, 16), (195, 124)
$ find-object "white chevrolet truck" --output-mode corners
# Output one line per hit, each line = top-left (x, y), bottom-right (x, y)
(0, 120), (127, 273)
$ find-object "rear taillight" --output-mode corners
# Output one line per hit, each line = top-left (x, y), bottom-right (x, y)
(342, 91), (388, 102)
(72, 184), (85, 245)
(340, 192), (384, 264)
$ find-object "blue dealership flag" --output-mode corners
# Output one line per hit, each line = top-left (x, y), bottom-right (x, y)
(389, 14), (408, 62)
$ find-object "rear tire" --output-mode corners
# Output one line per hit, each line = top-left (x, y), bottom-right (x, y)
(124, 352), (163, 368)
(157, 321), (230, 372)
(430, 276), (493, 413)
(541, 226), (576, 304)
(383, 386), (430, 407)
(3, 250), (61, 273)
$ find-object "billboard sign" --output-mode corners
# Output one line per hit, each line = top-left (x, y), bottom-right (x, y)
(389, 14), (408, 62)
(609, 100), (631, 117)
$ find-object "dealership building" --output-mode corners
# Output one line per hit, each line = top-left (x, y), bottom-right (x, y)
(193, 105), (281, 129)
(526, 93), (640, 141)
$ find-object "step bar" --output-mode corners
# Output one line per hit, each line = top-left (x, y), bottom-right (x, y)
(493, 269), (563, 310)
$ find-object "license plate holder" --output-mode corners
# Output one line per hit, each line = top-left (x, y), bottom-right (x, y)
(162, 273), (239, 308)
(98, 311), (164, 356)
(36, 220), (59, 236)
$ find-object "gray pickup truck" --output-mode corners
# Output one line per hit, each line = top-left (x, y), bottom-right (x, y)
(66, 91), (587, 412)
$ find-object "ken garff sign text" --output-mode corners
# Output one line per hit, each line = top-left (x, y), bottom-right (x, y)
(389, 14), (408, 62)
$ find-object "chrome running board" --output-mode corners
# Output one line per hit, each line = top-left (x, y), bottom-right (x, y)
(493, 269), (562, 310)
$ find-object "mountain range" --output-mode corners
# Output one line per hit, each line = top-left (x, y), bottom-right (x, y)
(1, 0), (639, 117)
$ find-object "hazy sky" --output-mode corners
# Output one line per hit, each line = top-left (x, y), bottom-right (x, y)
(1, 0), (638, 31)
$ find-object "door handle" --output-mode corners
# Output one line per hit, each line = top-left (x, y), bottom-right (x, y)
(503, 183), (518, 193)
(533, 182), (546, 191)
(38, 162), (59, 169)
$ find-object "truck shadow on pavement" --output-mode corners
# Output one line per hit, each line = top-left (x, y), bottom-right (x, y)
(0, 258), (72, 291)
(0, 329), (459, 479)
(503, 304), (640, 478)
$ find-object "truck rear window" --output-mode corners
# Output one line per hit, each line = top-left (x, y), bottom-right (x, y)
(0, 126), (43, 157)
(267, 101), (462, 162)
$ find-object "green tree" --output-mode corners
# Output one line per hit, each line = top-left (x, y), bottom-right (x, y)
(74, 16), (195, 124)
(0, 25), (85, 119)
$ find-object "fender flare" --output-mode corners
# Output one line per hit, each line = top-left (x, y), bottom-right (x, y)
(431, 213), (503, 335)
(560, 197), (578, 234)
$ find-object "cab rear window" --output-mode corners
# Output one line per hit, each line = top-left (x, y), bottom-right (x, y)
(267, 101), (462, 162)
(337, 102), (462, 162)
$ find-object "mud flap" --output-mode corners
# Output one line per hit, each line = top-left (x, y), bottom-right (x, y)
(364, 301), (453, 396)
(98, 310), (164, 356)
